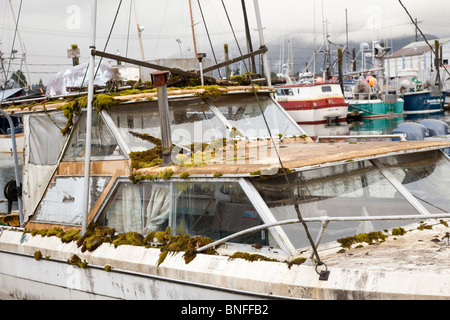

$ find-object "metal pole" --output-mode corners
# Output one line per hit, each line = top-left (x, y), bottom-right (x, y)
(151, 71), (172, 166)
(253, 0), (271, 86)
(81, 0), (97, 236)
(0, 109), (23, 226)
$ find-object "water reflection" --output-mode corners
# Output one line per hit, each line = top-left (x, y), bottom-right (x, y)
(299, 111), (450, 137)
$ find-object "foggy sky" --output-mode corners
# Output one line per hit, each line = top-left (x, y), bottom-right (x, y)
(1, 0), (449, 85)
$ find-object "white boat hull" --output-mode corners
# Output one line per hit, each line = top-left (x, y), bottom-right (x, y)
(286, 106), (348, 124)
(1, 228), (450, 300)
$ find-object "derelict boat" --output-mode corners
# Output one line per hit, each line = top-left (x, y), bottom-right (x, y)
(2, 78), (450, 300)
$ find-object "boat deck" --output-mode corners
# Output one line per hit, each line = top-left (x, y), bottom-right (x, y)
(310, 220), (450, 299)
(138, 139), (450, 176)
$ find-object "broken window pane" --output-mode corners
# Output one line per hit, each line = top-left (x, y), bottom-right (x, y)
(214, 94), (302, 138)
(253, 161), (419, 249)
(63, 111), (123, 160)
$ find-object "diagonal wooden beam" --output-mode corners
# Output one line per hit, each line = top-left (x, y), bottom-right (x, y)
(202, 46), (268, 74)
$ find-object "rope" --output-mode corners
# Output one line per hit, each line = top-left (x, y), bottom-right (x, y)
(220, 0), (325, 269)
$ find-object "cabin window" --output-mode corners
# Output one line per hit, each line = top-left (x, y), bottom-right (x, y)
(252, 160), (421, 249)
(277, 89), (293, 96)
(29, 113), (68, 165)
(172, 181), (268, 245)
(107, 99), (227, 151)
(321, 86), (332, 93)
(32, 175), (111, 225)
(102, 180), (270, 246)
(379, 150), (450, 213)
(214, 94), (303, 138)
(102, 182), (170, 234)
(63, 111), (124, 160)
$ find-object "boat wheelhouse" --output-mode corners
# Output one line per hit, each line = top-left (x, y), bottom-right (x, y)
(397, 69), (446, 114)
(275, 82), (348, 124)
(2, 84), (450, 299)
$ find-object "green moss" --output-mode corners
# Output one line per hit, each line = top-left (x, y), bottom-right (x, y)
(76, 224), (116, 252)
(93, 94), (116, 112)
(112, 232), (145, 248)
(68, 254), (88, 268)
(60, 229), (80, 243)
(157, 168), (174, 180)
(104, 265), (112, 272)
(392, 227), (406, 236)
(128, 132), (164, 171)
(34, 250), (43, 261)
(440, 220), (449, 227)
(250, 170), (261, 176)
(417, 224), (433, 231)
(287, 257), (307, 269)
(229, 252), (278, 263)
(337, 231), (387, 249)
(145, 227), (216, 266)
(47, 227), (65, 238)
(213, 172), (223, 178)
(179, 172), (190, 179)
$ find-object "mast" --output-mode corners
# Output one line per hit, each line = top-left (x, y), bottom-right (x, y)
(133, 0), (145, 60)
(241, 0), (256, 74)
(81, 0), (97, 235)
(253, 0), (271, 86)
(188, 0), (198, 58)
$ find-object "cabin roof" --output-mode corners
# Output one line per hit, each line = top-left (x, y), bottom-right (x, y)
(137, 138), (450, 176)
(2, 86), (275, 115)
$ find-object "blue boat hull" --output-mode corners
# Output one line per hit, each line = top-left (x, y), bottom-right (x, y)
(402, 91), (446, 114)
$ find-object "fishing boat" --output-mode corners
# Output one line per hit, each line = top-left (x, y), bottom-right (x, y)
(275, 81), (349, 124)
(345, 76), (404, 118)
(398, 68), (446, 114)
(2, 72), (450, 299)
(345, 41), (404, 119)
(2, 2), (450, 302)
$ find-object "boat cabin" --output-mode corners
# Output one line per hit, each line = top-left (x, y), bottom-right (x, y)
(5, 86), (450, 257)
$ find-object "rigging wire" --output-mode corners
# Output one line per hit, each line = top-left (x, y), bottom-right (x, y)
(219, 0), (325, 269)
(1, 0), (22, 102)
(76, 0), (124, 99)
(197, 0), (222, 78)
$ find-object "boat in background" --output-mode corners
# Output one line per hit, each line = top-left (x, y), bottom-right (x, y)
(345, 41), (404, 119)
(0, 115), (24, 153)
(275, 81), (348, 124)
(398, 68), (446, 114)
(345, 76), (404, 118)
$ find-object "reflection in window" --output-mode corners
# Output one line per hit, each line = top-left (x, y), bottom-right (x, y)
(29, 113), (68, 165)
(215, 94), (303, 138)
(103, 181), (270, 246)
(64, 111), (123, 160)
(253, 161), (419, 249)
(380, 150), (450, 213)
(173, 182), (268, 245)
(107, 99), (227, 152)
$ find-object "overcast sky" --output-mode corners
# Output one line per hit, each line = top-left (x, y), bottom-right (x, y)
(1, 0), (450, 85)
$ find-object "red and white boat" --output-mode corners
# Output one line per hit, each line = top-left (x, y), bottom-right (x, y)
(275, 82), (349, 124)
